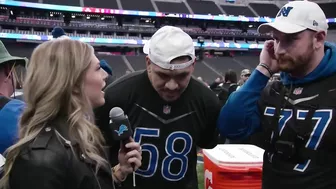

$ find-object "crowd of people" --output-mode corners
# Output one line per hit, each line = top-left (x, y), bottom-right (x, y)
(0, 1), (335, 189)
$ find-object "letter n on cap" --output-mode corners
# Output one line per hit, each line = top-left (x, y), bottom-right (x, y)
(277, 6), (293, 17)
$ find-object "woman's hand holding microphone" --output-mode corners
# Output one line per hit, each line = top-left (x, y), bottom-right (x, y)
(112, 138), (142, 183)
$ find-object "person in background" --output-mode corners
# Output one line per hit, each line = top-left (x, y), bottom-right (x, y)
(0, 38), (142, 189)
(209, 76), (225, 100)
(218, 1), (336, 188)
(51, 26), (70, 40)
(213, 70), (238, 143)
(221, 69), (238, 98)
(197, 76), (209, 87)
(209, 76), (224, 90)
(0, 40), (27, 154)
(270, 73), (281, 82)
(209, 70), (237, 105)
(100, 59), (115, 89)
(237, 69), (251, 87)
(9, 64), (26, 100)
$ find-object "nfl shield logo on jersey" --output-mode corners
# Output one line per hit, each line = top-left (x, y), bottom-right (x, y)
(293, 87), (303, 95)
(163, 105), (171, 114)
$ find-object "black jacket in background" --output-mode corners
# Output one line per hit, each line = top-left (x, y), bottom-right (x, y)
(8, 121), (116, 189)
(210, 82), (238, 106)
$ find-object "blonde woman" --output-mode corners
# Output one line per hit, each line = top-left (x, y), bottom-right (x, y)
(0, 39), (142, 189)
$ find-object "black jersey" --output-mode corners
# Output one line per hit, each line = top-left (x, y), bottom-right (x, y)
(95, 71), (220, 189)
(257, 73), (336, 189)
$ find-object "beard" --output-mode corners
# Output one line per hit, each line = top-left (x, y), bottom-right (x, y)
(276, 43), (315, 77)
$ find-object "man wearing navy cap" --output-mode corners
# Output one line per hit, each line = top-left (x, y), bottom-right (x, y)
(51, 26), (70, 39)
(100, 59), (115, 89)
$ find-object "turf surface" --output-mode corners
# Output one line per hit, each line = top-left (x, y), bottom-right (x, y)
(197, 163), (204, 189)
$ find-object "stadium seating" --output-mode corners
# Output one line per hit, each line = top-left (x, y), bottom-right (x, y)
(2, 39), (262, 84)
(84, 0), (119, 9)
(5, 0), (336, 19)
(186, 0), (222, 15)
(318, 2), (336, 18)
(249, 3), (279, 17)
(220, 4), (255, 17)
(1, 0), (336, 84)
(0, 15), (270, 43)
(155, 1), (190, 14)
(44, 0), (80, 6)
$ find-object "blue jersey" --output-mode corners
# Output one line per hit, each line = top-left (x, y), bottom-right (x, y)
(218, 42), (336, 189)
(0, 97), (25, 154)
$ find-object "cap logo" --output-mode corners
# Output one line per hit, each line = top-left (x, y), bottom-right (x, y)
(276, 6), (293, 17)
(313, 20), (318, 26)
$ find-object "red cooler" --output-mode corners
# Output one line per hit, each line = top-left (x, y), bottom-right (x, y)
(203, 144), (264, 189)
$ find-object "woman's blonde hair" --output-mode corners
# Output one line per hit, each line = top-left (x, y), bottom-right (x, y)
(0, 39), (108, 188)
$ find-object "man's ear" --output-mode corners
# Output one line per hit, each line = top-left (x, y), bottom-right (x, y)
(3, 64), (12, 82)
(313, 31), (326, 50)
(190, 61), (195, 72)
(146, 56), (151, 74)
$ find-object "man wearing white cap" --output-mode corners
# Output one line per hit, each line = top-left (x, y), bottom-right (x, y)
(239, 69), (251, 85)
(95, 26), (220, 189)
(218, 1), (336, 188)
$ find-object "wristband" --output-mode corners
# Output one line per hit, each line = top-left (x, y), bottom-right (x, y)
(258, 63), (274, 76)
(112, 164), (127, 182)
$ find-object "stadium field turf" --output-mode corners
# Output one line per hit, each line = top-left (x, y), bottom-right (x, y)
(197, 149), (204, 189)
(197, 163), (204, 189)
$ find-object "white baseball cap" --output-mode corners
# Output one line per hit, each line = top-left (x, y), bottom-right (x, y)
(241, 69), (251, 76)
(258, 1), (328, 34)
(143, 26), (195, 70)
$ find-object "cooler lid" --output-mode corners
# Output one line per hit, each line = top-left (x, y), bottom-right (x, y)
(203, 144), (264, 166)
